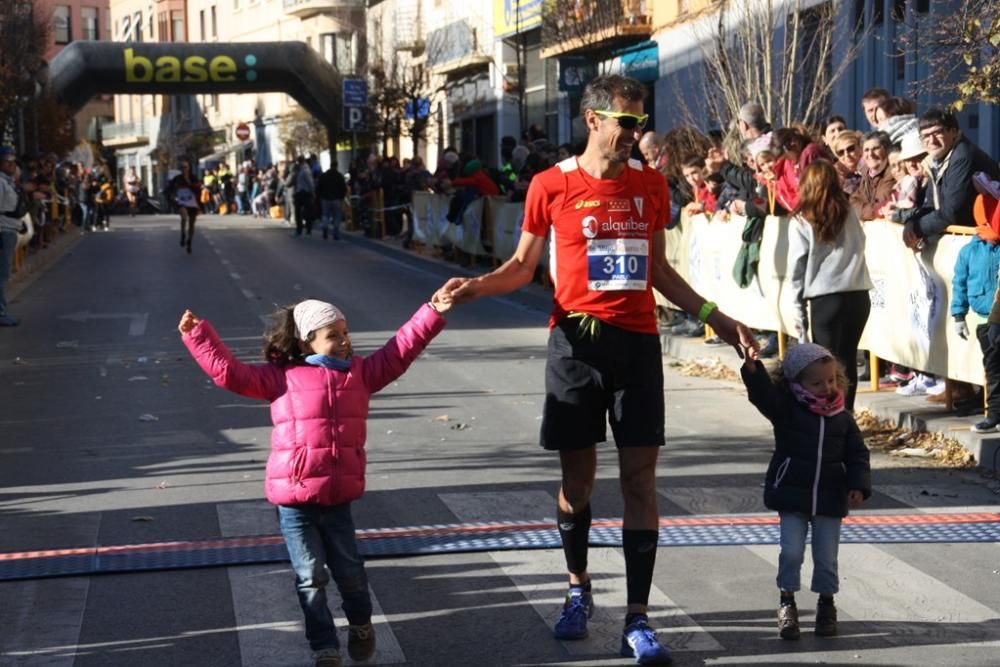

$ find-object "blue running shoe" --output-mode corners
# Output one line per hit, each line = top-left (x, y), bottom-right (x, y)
(621, 616), (672, 665)
(553, 587), (594, 640)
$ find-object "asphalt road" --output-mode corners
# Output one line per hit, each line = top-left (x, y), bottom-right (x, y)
(0, 215), (998, 667)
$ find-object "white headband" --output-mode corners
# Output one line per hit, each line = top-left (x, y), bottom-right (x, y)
(293, 300), (345, 341)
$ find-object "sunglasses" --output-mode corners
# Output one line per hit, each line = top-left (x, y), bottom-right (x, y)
(835, 145), (858, 157)
(593, 110), (648, 131)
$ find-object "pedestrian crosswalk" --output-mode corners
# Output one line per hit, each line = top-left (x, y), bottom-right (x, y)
(2, 489), (999, 666)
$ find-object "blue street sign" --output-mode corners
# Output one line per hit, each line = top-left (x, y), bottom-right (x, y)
(343, 106), (366, 132)
(343, 79), (367, 107)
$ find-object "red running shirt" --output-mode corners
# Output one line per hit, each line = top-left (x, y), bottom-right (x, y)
(523, 157), (671, 334)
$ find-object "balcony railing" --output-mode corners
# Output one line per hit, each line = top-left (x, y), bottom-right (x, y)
(426, 20), (490, 75)
(282, 0), (364, 19)
(540, 0), (653, 59)
(101, 119), (154, 147)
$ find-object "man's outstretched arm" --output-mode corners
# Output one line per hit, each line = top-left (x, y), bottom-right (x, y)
(445, 230), (547, 304)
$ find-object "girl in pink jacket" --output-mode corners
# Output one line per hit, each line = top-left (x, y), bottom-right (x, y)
(179, 296), (449, 667)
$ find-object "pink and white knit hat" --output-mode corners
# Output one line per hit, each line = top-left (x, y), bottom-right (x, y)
(293, 300), (345, 341)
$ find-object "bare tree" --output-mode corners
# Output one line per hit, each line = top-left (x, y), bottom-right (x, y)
(368, 15), (436, 157)
(0, 1), (51, 150)
(690, 0), (867, 130)
(278, 108), (329, 158)
(902, 0), (999, 110)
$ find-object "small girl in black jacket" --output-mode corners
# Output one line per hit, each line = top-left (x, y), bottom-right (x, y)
(741, 342), (871, 640)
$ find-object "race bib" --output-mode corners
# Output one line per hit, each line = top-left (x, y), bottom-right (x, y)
(176, 187), (196, 208)
(587, 238), (648, 290)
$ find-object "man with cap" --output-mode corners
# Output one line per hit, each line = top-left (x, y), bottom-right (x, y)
(0, 146), (24, 326)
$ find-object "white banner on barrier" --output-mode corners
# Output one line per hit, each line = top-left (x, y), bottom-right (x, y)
(662, 213), (985, 384)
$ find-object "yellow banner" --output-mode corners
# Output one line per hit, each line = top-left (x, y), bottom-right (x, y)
(494, 0), (543, 38)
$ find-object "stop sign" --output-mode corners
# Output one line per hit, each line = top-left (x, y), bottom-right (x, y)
(235, 122), (251, 141)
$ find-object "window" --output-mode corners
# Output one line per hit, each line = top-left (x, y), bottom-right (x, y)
(199, 10), (205, 40)
(158, 12), (168, 41)
(53, 6), (71, 44)
(211, 6), (217, 39)
(172, 11), (185, 42)
(134, 13), (143, 42)
(872, 0), (883, 26)
(321, 33), (354, 72)
(234, 0), (240, 9)
(81, 7), (98, 40)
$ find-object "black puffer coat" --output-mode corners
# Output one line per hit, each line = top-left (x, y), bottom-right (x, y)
(742, 361), (871, 518)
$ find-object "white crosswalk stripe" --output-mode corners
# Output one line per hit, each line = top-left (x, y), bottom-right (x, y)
(439, 490), (724, 654)
(217, 501), (406, 666)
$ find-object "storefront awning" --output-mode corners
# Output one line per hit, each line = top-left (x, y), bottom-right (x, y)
(198, 140), (253, 165)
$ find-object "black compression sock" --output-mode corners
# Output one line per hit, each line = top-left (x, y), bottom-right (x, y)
(557, 505), (592, 575)
(622, 529), (658, 606)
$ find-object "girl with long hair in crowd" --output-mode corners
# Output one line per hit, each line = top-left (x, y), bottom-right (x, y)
(789, 160), (873, 411)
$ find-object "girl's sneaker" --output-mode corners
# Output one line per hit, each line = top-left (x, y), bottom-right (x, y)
(778, 604), (800, 640)
(347, 622), (376, 661)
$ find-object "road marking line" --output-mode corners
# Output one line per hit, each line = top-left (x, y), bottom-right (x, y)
(217, 501), (406, 665)
(745, 543), (999, 640)
(440, 491), (723, 654)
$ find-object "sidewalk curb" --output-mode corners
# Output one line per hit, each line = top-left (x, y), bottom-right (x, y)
(660, 329), (1000, 473)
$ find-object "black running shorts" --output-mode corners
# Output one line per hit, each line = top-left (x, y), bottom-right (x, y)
(540, 316), (665, 450)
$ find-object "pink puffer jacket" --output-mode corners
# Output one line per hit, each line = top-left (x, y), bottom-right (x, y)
(182, 304), (446, 506)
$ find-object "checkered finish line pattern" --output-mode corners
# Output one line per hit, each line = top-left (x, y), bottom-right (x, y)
(2, 512), (998, 582)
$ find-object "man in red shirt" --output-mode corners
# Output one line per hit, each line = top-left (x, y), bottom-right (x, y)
(442, 75), (756, 664)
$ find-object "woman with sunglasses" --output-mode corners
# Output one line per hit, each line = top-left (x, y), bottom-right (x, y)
(831, 131), (863, 195)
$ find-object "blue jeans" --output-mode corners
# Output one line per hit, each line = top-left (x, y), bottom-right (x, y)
(278, 503), (372, 651)
(0, 228), (17, 317)
(776, 511), (841, 595)
(321, 199), (342, 239)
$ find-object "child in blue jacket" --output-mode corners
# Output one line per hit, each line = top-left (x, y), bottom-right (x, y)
(951, 201), (1000, 432)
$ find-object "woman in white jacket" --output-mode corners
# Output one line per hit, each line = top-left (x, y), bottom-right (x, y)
(789, 161), (873, 411)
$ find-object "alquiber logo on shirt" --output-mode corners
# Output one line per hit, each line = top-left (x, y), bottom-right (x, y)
(124, 48), (260, 83)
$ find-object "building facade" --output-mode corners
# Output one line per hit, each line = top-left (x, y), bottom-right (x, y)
(37, 0), (114, 144)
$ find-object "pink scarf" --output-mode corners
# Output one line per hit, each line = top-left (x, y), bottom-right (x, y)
(790, 383), (845, 417)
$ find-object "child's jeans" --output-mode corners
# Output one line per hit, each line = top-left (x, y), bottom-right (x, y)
(278, 503), (373, 651)
(777, 511), (841, 595)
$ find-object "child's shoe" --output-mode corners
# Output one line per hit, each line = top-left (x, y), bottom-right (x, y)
(777, 604), (800, 640)
(313, 648), (342, 667)
(553, 586), (594, 639)
(347, 622), (376, 661)
(814, 598), (838, 636)
(620, 615), (672, 664)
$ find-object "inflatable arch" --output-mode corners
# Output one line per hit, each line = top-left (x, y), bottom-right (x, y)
(46, 41), (343, 134)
